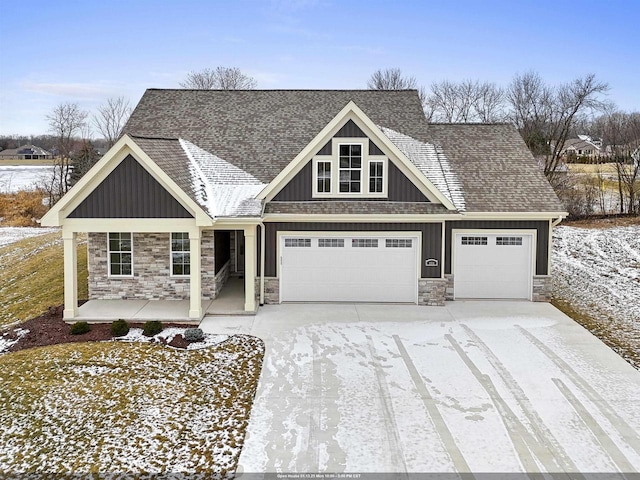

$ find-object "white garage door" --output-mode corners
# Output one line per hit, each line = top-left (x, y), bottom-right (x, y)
(280, 235), (418, 303)
(454, 233), (533, 299)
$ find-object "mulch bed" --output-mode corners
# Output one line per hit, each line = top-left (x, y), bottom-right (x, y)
(2, 304), (194, 353)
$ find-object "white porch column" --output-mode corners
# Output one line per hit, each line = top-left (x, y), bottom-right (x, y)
(188, 228), (202, 319)
(244, 225), (257, 312)
(62, 228), (78, 320)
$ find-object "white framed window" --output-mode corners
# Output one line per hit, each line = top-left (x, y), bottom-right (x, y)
(369, 160), (384, 193)
(312, 136), (388, 198)
(461, 236), (487, 246)
(171, 232), (190, 276)
(317, 160), (331, 193)
(339, 144), (362, 193)
(108, 233), (133, 277)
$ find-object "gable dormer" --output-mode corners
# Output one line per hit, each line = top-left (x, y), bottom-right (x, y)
(258, 101), (457, 210)
(273, 120), (430, 202)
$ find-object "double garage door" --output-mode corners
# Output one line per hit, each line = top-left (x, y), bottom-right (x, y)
(280, 235), (418, 303)
(454, 233), (533, 300)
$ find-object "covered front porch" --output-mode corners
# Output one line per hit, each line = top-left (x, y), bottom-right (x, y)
(60, 220), (260, 322)
(71, 275), (251, 323)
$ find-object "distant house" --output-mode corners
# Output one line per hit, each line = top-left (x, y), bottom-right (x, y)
(561, 136), (603, 161)
(0, 145), (54, 160)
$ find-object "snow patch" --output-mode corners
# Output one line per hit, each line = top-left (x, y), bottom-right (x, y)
(112, 327), (228, 350)
(0, 227), (59, 247)
(180, 139), (265, 217)
(0, 328), (29, 354)
(378, 126), (466, 210)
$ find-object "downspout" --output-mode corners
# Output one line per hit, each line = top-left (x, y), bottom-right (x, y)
(552, 217), (563, 227)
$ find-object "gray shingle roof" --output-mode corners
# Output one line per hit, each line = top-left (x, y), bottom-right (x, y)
(424, 124), (564, 212)
(124, 89), (428, 183)
(125, 90), (563, 214)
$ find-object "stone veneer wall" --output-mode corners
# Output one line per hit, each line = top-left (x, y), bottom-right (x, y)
(88, 231), (216, 300)
(418, 278), (447, 306)
(444, 274), (454, 301)
(261, 277), (280, 304)
(532, 275), (552, 302)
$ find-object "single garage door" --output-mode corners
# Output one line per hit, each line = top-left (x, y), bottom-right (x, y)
(454, 233), (533, 299)
(280, 235), (418, 303)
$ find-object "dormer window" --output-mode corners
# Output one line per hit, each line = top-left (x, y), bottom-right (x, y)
(339, 144), (362, 193)
(313, 136), (387, 198)
(317, 160), (331, 193)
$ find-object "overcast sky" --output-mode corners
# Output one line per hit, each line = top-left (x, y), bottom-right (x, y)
(1, 0), (638, 136)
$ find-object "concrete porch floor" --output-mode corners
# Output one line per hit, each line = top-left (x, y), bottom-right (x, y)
(74, 276), (251, 323)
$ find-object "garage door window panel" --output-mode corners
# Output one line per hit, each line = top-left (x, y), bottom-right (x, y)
(285, 238), (311, 247)
(318, 238), (344, 248)
(352, 238), (378, 248)
(461, 236), (487, 245)
(496, 236), (523, 246)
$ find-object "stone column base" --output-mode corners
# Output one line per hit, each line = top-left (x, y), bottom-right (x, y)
(533, 275), (552, 302)
(418, 278), (447, 306)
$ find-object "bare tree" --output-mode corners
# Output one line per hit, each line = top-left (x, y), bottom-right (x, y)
(46, 102), (88, 202)
(368, 68), (418, 90)
(426, 80), (505, 123)
(592, 110), (640, 213)
(506, 71), (609, 184)
(180, 67), (257, 89)
(367, 68), (429, 116)
(93, 96), (131, 147)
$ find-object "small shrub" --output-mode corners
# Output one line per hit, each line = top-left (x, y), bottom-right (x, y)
(70, 321), (90, 335)
(110, 319), (130, 337)
(143, 320), (163, 337)
(184, 327), (204, 342)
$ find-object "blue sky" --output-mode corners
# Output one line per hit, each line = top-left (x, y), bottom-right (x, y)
(1, 0), (638, 135)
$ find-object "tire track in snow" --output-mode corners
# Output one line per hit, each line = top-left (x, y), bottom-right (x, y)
(446, 334), (548, 474)
(461, 324), (583, 476)
(392, 335), (472, 474)
(366, 335), (408, 472)
(517, 325), (640, 459)
(552, 378), (637, 473)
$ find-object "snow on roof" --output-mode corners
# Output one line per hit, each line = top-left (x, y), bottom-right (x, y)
(180, 139), (265, 217)
(378, 126), (466, 211)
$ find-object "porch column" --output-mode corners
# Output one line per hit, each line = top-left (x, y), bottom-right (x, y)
(188, 228), (202, 319)
(62, 228), (78, 319)
(244, 225), (257, 312)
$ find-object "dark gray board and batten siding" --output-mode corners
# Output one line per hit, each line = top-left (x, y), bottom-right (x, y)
(444, 220), (550, 276)
(264, 222), (442, 278)
(273, 161), (429, 202)
(69, 155), (193, 219)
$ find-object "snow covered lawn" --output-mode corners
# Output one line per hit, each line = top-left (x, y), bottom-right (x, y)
(0, 226), (59, 247)
(552, 224), (640, 368)
(0, 335), (264, 475)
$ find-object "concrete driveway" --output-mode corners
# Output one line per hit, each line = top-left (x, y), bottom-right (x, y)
(202, 302), (640, 474)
